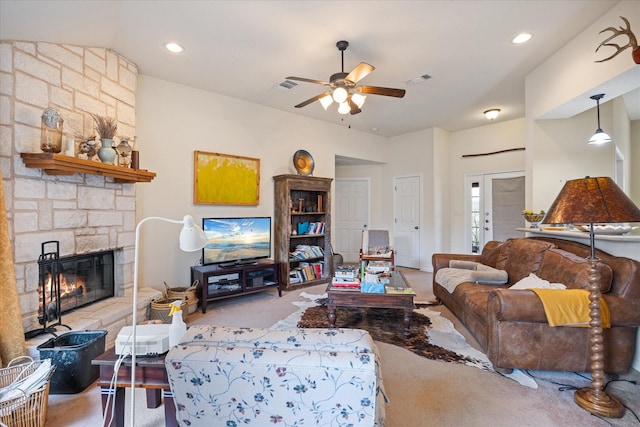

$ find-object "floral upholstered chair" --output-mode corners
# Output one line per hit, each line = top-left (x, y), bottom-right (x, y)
(165, 325), (387, 426)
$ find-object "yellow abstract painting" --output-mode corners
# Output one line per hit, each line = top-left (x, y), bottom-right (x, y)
(194, 151), (260, 205)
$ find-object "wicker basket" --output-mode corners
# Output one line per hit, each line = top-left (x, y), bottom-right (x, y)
(164, 281), (199, 315)
(149, 297), (189, 324)
(0, 358), (53, 427)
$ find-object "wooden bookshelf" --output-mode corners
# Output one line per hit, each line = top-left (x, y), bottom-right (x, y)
(273, 174), (333, 290)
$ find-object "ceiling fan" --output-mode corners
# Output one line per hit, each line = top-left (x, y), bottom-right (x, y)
(286, 40), (406, 115)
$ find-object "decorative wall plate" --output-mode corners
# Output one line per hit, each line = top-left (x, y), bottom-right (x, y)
(293, 150), (314, 175)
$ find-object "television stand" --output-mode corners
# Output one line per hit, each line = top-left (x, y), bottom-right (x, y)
(191, 259), (281, 313)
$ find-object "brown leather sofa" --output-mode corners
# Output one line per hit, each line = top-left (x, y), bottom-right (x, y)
(432, 237), (640, 373)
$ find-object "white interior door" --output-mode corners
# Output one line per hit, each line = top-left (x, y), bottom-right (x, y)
(481, 172), (525, 246)
(334, 179), (369, 263)
(394, 176), (420, 268)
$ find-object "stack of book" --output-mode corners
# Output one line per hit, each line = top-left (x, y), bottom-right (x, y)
(330, 265), (360, 290)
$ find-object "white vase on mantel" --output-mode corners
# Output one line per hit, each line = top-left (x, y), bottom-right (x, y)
(97, 138), (118, 164)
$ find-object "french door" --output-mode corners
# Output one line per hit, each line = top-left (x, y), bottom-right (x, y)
(466, 171), (525, 253)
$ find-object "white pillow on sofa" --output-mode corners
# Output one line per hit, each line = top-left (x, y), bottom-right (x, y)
(509, 273), (566, 290)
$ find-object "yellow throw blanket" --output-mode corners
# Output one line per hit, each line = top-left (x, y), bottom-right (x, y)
(531, 289), (611, 328)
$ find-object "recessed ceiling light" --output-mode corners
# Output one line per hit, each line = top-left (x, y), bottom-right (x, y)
(165, 42), (185, 53)
(512, 33), (532, 44)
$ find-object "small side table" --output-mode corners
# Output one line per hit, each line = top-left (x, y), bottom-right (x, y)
(91, 348), (177, 427)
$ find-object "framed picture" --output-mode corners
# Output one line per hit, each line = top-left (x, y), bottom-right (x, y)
(193, 151), (260, 205)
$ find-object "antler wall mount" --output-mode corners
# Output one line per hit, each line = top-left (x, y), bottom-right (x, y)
(596, 16), (639, 64)
(286, 40), (406, 115)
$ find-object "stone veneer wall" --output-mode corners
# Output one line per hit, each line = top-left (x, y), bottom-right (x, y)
(0, 40), (158, 342)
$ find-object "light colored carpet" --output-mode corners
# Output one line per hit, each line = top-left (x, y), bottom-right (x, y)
(46, 268), (640, 426)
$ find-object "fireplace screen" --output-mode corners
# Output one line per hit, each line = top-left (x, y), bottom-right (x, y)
(36, 241), (115, 328)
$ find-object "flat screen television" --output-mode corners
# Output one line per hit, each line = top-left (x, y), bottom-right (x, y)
(202, 217), (271, 267)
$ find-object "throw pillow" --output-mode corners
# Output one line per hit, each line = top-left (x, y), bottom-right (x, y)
(509, 273), (567, 290)
(470, 265), (508, 285)
(449, 260), (479, 270)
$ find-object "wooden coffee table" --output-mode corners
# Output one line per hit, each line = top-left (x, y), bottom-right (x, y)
(326, 270), (416, 336)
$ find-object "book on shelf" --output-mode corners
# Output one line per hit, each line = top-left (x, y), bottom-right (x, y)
(291, 261), (324, 283)
(289, 244), (324, 260)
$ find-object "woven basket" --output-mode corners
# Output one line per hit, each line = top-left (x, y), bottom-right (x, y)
(0, 357), (53, 427)
(164, 281), (199, 315)
(149, 297), (188, 324)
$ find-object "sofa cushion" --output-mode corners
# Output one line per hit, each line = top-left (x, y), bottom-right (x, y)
(536, 248), (613, 292)
(480, 240), (505, 268)
(496, 239), (556, 284)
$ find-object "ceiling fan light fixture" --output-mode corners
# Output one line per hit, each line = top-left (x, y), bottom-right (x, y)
(351, 93), (366, 108)
(332, 87), (348, 103)
(338, 102), (350, 115)
(319, 94), (333, 110)
(484, 109), (501, 120)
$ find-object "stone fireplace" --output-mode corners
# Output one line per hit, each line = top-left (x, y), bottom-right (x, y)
(0, 40), (161, 353)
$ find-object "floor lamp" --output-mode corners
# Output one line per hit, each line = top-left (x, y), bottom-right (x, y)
(543, 177), (640, 418)
(129, 215), (207, 426)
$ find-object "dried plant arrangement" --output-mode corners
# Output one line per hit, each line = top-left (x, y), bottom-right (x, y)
(92, 114), (118, 140)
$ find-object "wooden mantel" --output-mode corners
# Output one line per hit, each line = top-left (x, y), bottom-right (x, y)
(20, 153), (156, 183)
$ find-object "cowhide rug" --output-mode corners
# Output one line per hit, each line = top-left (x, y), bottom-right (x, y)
(271, 292), (538, 388)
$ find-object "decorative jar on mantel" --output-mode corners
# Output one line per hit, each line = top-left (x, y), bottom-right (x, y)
(40, 108), (63, 153)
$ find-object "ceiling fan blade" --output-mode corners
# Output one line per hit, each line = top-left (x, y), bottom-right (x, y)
(356, 85), (406, 98)
(346, 62), (375, 84)
(294, 92), (330, 108)
(286, 76), (329, 86)
(348, 97), (362, 115)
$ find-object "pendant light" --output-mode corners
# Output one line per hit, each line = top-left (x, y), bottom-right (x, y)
(588, 94), (612, 145)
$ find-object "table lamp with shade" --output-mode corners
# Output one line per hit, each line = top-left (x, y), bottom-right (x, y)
(542, 177), (640, 418)
(129, 215), (207, 426)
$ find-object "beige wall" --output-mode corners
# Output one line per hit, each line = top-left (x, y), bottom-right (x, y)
(526, 1), (640, 211)
(135, 75), (390, 289)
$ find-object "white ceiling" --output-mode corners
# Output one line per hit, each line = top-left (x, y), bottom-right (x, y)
(0, 0), (635, 137)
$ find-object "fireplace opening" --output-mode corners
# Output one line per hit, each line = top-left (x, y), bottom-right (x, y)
(27, 241), (115, 338)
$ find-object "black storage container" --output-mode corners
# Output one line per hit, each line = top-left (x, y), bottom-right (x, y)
(37, 330), (107, 394)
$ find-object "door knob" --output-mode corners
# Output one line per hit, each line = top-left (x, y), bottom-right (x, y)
(414, 226), (419, 229)
(484, 227), (490, 231)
